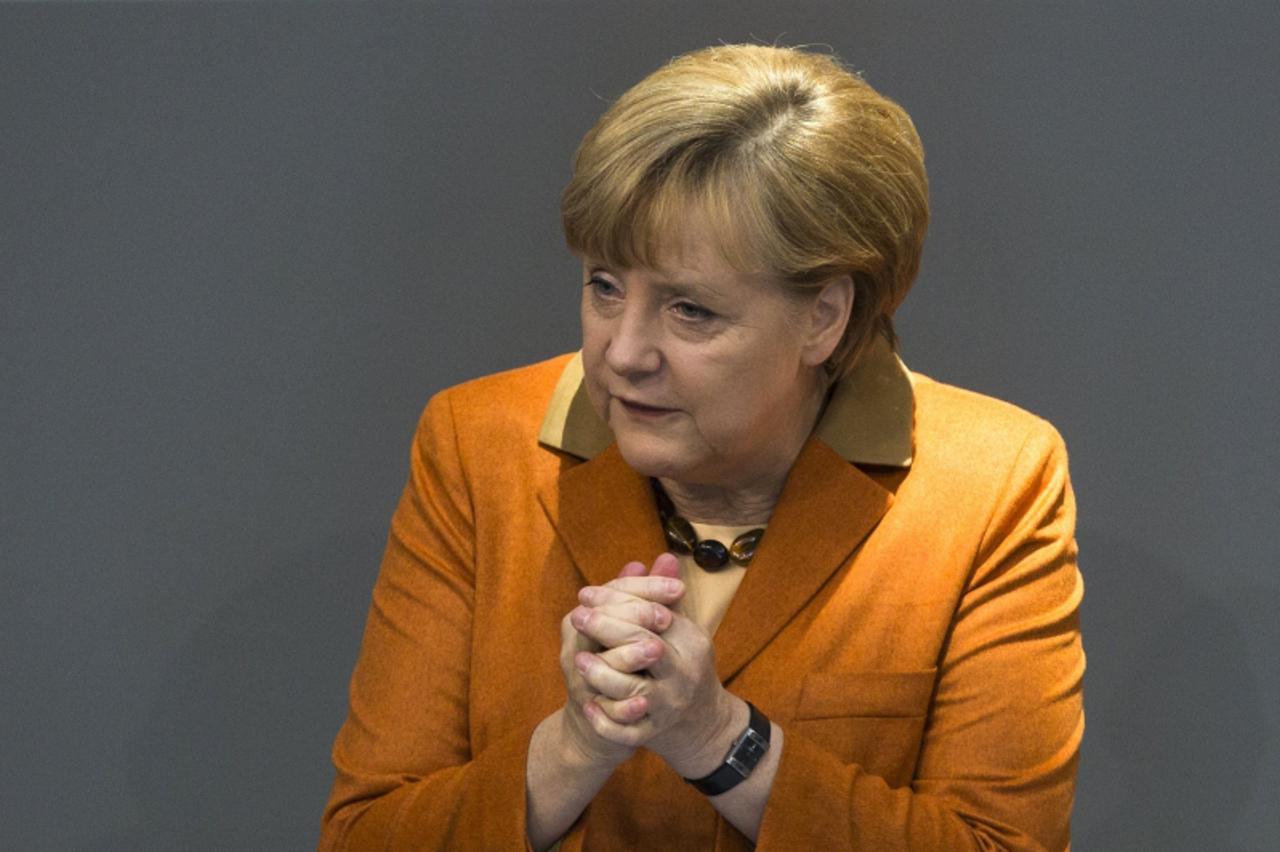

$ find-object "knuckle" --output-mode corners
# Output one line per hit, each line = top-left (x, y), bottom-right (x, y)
(632, 602), (652, 626)
(655, 577), (680, 598)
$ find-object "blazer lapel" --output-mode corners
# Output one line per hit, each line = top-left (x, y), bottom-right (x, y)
(538, 444), (667, 588)
(713, 437), (894, 683)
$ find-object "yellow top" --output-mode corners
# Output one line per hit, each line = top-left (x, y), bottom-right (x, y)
(675, 521), (760, 635)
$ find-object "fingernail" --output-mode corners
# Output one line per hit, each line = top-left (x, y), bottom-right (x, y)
(653, 604), (670, 629)
(578, 587), (595, 605)
(643, 640), (662, 659)
(574, 652), (591, 675)
(571, 607), (588, 628)
(663, 578), (681, 595)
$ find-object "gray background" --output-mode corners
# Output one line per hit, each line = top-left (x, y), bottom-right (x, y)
(3, 2), (1277, 850)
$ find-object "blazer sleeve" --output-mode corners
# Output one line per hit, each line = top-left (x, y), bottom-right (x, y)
(318, 390), (536, 852)
(756, 421), (1085, 852)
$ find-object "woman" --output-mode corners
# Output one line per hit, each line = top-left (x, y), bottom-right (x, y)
(319, 44), (1083, 851)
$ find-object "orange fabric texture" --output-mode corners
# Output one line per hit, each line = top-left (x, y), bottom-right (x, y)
(318, 353), (1084, 851)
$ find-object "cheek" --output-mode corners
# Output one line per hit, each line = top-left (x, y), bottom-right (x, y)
(579, 310), (603, 368)
(580, 310), (612, 365)
(672, 363), (750, 437)
(692, 353), (798, 435)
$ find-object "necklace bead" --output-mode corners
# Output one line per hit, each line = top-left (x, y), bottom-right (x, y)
(663, 515), (697, 554)
(728, 528), (763, 564)
(693, 539), (730, 570)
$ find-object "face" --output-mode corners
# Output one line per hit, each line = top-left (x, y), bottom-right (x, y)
(579, 237), (829, 490)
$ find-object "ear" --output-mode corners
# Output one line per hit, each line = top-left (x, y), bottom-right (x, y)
(800, 274), (854, 368)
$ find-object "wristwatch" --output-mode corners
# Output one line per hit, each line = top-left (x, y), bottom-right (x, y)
(683, 701), (771, 796)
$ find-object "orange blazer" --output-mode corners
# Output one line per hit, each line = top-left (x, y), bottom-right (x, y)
(319, 338), (1084, 851)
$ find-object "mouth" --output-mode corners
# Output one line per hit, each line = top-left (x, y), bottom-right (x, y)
(615, 396), (679, 418)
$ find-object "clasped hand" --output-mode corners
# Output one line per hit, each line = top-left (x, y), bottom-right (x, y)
(557, 553), (739, 776)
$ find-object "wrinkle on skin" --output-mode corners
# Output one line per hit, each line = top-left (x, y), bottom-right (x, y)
(578, 226), (850, 525)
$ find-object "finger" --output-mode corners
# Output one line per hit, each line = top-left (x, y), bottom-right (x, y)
(573, 597), (673, 633)
(643, 611), (710, 679)
(648, 552), (680, 579)
(560, 611), (600, 656)
(593, 694), (649, 724)
(571, 606), (662, 650)
(596, 638), (665, 674)
(575, 651), (650, 700)
(617, 560), (647, 578)
(583, 699), (648, 745)
(594, 576), (685, 604)
(578, 580), (680, 614)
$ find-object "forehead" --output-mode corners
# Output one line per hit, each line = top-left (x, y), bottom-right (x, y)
(649, 229), (738, 284)
(583, 240), (770, 298)
(655, 201), (759, 271)
(599, 206), (767, 280)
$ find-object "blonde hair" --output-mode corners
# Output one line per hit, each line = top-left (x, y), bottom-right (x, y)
(561, 44), (929, 379)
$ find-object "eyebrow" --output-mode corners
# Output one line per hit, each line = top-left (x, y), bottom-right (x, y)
(653, 279), (722, 300)
(640, 275), (732, 301)
(590, 265), (728, 302)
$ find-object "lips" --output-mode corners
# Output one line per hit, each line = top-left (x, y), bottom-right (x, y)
(616, 397), (678, 416)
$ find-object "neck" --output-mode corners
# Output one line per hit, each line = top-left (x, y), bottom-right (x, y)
(659, 370), (831, 526)
(657, 474), (787, 526)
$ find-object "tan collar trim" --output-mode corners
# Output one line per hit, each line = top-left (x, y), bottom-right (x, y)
(537, 351), (616, 460)
(537, 333), (914, 467)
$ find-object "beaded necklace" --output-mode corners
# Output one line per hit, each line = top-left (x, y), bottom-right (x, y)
(650, 479), (765, 571)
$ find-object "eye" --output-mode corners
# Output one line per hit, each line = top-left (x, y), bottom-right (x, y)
(672, 300), (714, 321)
(587, 275), (621, 299)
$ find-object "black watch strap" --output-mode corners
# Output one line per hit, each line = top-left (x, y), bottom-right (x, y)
(683, 701), (771, 796)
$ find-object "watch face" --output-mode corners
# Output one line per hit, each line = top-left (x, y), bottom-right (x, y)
(686, 703), (771, 795)
(728, 727), (769, 776)
(740, 729), (769, 762)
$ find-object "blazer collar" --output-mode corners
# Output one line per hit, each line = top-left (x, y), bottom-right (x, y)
(537, 331), (914, 467)
(535, 333), (915, 683)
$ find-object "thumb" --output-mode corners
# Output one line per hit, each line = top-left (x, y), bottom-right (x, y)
(616, 560), (647, 579)
(648, 552), (680, 579)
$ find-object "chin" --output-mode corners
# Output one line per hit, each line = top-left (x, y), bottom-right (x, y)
(613, 435), (690, 481)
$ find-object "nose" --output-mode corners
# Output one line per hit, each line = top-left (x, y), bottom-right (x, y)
(604, 303), (662, 378)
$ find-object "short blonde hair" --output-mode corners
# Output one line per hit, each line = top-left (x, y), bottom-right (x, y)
(561, 44), (929, 379)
